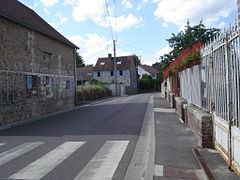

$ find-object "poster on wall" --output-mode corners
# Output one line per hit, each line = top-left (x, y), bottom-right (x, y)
(40, 76), (53, 98)
(27, 76), (32, 89)
(26, 75), (38, 98)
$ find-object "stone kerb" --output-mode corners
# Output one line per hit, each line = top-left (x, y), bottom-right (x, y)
(186, 103), (213, 148)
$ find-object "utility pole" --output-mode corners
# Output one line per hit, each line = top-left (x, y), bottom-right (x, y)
(113, 40), (117, 96)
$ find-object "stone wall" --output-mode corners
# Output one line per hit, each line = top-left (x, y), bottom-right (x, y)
(0, 16), (75, 126)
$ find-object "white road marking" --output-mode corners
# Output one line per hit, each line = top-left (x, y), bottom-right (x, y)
(0, 143), (6, 146)
(0, 142), (43, 167)
(74, 140), (129, 180)
(10, 141), (85, 180)
(154, 108), (175, 113)
(154, 165), (163, 176)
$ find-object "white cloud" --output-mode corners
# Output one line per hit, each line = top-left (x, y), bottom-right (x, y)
(121, 0), (132, 9)
(63, 0), (79, 5)
(39, 0), (59, 6)
(55, 13), (68, 24)
(96, 14), (143, 32)
(72, 0), (104, 22)
(43, 8), (50, 15)
(156, 45), (172, 58)
(69, 0), (142, 31)
(67, 34), (112, 65)
(216, 21), (227, 30)
(162, 22), (168, 28)
(153, 0), (236, 26)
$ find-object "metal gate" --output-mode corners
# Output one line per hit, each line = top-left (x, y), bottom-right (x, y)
(201, 21), (240, 175)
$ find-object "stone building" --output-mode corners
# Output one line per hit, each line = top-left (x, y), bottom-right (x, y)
(0, 0), (78, 126)
(93, 54), (138, 95)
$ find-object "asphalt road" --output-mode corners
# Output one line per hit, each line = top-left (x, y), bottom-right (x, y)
(0, 93), (151, 180)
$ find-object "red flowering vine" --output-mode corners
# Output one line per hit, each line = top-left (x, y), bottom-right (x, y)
(163, 42), (202, 79)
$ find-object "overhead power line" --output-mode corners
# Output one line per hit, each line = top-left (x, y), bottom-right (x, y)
(113, 0), (118, 40)
(102, 0), (114, 40)
(118, 41), (157, 55)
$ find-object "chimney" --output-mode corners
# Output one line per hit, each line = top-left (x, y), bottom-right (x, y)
(108, 53), (112, 58)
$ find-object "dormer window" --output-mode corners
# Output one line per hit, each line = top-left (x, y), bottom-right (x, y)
(117, 61), (122, 65)
(100, 62), (105, 65)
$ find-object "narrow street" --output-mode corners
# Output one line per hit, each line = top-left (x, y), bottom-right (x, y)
(0, 94), (151, 180)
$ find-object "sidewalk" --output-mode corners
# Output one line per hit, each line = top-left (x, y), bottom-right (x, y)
(153, 94), (240, 180)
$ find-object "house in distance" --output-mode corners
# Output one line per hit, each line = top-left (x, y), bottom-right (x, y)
(93, 54), (138, 95)
(138, 64), (159, 79)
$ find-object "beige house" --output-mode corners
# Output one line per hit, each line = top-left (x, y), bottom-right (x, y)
(94, 54), (138, 95)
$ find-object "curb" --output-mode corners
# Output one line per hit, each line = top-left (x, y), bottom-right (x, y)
(192, 148), (215, 180)
(0, 96), (116, 132)
(123, 95), (155, 180)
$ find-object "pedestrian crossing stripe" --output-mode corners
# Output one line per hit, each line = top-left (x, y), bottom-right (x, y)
(0, 142), (43, 167)
(0, 143), (6, 146)
(74, 141), (129, 180)
(0, 141), (129, 180)
(10, 141), (85, 180)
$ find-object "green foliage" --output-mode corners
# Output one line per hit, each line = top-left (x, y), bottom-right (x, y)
(77, 84), (108, 92)
(76, 52), (85, 67)
(138, 78), (161, 92)
(89, 78), (101, 85)
(154, 21), (220, 82)
(141, 74), (152, 80)
(76, 84), (111, 103)
(167, 21), (219, 59)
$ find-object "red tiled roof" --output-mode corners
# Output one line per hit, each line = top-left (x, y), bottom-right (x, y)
(0, 0), (78, 49)
(94, 55), (134, 71)
(139, 64), (159, 74)
(76, 66), (94, 81)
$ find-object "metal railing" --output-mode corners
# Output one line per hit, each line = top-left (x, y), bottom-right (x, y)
(180, 20), (240, 128)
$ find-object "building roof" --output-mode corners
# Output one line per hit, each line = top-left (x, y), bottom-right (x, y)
(76, 66), (94, 81)
(0, 0), (78, 49)
(94, 55), (134, 71)
(139, 64), (159, 74)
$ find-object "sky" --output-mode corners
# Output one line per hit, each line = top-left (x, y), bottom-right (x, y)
(18, 0), (237, 66)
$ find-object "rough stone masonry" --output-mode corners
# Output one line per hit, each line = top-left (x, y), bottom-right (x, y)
(0, 16), (76, 126)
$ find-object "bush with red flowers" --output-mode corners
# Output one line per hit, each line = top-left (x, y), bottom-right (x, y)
(163, 42), (202, 79)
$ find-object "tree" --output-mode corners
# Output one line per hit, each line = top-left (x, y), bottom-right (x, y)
(76, 52), (85, 67)
(167, 21), (219, 60)
(155, 21), (220, 82)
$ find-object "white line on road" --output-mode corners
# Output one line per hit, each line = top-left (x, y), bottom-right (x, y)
(154, 108), (175, 113)
(0, 143), (6, 146)
(74, 140), (129, 180)
(0, 142), (43, 167)
(10, 141), (85, 180)
(154, 165), (163, 176)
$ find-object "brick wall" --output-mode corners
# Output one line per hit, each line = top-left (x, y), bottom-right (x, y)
(186, 104), (213, 148)
(0, 16), (75, 126)
(175, 97), (187, 122)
